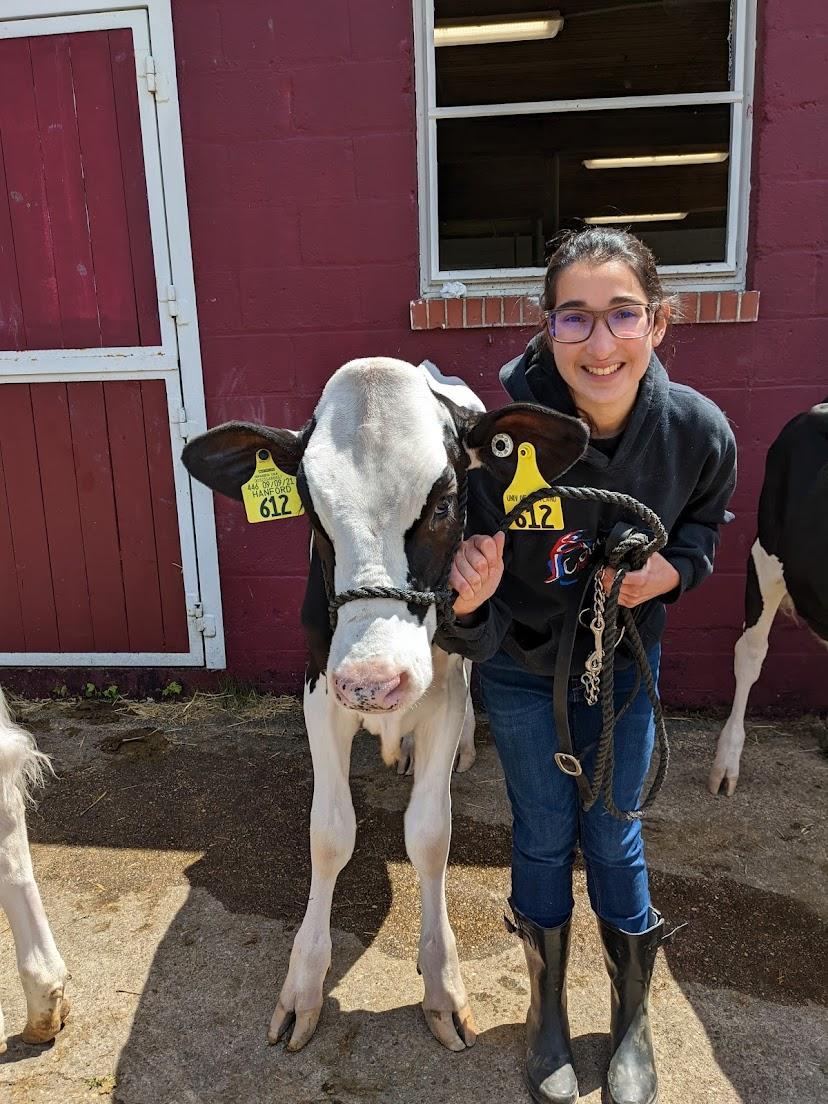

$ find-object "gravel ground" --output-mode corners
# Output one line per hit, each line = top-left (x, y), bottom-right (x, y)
(0, 692), (825, 1104)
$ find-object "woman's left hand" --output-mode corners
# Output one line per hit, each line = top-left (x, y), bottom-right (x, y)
(601, 552), (681, 608)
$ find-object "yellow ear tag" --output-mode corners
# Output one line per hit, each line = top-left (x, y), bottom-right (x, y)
(241, 449), (305, 524)
(502, 442), (564, 531)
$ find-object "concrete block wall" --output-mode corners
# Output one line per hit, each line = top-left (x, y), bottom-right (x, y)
(172, 0), (827, 707)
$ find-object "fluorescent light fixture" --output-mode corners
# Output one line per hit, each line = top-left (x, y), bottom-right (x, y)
(434, 12), (564, 47)
(584, 212), (689, 225)
(582, 152), (729, 170)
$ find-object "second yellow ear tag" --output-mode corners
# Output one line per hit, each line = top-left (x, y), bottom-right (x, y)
(241, 449), (305, 524)
(502, 442), (564, 531)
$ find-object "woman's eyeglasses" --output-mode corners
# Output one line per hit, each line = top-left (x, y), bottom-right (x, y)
(547, 303), (655, 343)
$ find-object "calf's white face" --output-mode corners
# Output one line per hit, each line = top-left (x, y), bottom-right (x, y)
(303, 359), (461, 712)
(181, 356), (589, 717)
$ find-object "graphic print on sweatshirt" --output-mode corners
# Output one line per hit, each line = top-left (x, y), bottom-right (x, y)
(545, 529), (595, 585)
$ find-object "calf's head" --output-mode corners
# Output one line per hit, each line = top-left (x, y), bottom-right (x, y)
(183, 358), (587, 714)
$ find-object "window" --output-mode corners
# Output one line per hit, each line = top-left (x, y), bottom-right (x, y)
(414, 1), (757, 292)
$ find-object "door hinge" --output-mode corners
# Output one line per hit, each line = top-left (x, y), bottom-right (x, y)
(188, 601), (217, 638)
(162, 283), (187, 324)
(171, 403), (191, 441)
(144, 55), (170, 102)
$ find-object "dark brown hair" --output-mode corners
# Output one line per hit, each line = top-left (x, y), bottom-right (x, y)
(541, 227), (679, 321)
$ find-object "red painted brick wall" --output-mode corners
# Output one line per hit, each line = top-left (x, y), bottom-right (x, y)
(173, 0), (827, 708)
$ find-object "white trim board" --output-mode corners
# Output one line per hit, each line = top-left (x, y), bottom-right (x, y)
(0, 651), (206, 667)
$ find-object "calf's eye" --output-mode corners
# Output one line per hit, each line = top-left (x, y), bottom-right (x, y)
(434, 496), (451, 519)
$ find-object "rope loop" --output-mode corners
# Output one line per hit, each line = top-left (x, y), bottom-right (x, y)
(494, 482), (670, 821)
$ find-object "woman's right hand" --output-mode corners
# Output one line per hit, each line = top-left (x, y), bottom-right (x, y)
(450, 531), (506, 617)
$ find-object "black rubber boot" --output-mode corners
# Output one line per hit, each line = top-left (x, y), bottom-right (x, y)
(506, 904), (579, 1104)
(598, 909), (665, 1104)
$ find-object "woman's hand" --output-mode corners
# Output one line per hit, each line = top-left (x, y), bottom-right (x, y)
(601, 552), (680, 608)
(450, 531), (506, 617)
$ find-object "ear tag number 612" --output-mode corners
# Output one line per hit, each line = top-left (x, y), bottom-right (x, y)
(241, 449), (305, 524)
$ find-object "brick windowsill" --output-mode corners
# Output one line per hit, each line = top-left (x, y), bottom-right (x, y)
(410, 290), (760, 330)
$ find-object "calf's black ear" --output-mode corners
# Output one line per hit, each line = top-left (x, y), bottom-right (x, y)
(461, 403), (589, 484)
(182, 420), (312, 501)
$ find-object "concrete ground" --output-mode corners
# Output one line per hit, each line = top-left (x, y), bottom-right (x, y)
(1, 692), (826, 1104)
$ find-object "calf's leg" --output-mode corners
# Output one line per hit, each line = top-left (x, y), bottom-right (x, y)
(0, 698), (69, 1048)
(405, 684), (477, 1051)
(269, 675), (359, 1050)
(709, 540), (787, 796)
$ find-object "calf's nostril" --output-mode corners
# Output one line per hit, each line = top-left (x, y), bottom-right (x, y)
(374, 671), (408, 707)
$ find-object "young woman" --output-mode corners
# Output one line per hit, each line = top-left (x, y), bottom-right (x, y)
(436, 228), (736, 1104)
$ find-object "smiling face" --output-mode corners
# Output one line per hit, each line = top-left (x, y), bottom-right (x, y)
(548, 259), (668, 435)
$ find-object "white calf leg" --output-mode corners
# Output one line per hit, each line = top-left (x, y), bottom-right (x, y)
(269, 675), (359, 1051)
(405, 691), (476, 1050)
(0, 694), (69, 1047)
(709, 542), (787, 796)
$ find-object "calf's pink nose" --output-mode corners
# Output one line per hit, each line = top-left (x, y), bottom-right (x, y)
(333, 672), (407, 711)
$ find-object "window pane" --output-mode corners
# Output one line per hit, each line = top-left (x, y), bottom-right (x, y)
(437, 104), (730, 270)
(434, 1), (732, 106)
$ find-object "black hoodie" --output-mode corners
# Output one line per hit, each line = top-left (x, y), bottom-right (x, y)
(435, 334), (737, 673)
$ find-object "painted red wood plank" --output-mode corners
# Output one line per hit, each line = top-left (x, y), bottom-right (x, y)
(69, 31), (139, 347)
(0, 137), (25, 351)
(0, 384), (59, 649)
(30, 35), (101, 349)
(140, 381), (189, 651)
(66, 382), (130, 651)
(0, 430), (26, 649)
(104, 380), (165, 650)
(109, 29), (161, 347)
(30, 383), (96, 651)
(0, 39), (62, 350)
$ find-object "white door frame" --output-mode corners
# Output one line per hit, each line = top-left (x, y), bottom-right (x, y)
(0, 0), (225, 668)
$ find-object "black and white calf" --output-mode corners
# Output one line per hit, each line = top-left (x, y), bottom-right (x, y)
(709, 399), (828, 795)
(0, 689), (70, 1048)
(183, 357), (588, 1051)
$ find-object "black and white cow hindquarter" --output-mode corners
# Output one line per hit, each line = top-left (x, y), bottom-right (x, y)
(709, 400), (828, 796)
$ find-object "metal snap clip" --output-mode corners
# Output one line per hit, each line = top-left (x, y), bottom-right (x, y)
(554, 752), (583, 777)
(491, 432), (514, 457)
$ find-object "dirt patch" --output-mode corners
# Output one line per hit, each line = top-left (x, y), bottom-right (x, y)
(98, 729), (171, 761)
(652, 870), (826, 1004)
(61, 700), (119, 725)
(3, 693), (827, 1104)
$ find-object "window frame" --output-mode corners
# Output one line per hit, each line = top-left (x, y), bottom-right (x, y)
(413, 0), (758, 294)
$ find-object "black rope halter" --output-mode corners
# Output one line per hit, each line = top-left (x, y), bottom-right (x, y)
(326, 474), (469, 630)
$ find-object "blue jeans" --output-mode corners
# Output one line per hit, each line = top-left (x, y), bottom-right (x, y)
(478, 645), (660, 934)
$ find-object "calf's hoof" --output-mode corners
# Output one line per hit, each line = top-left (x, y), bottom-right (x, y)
(22, 993), (71, 1045)
(708, 764), (739, 796)
(267, 999), (322, 1052)
(422, 1002), (477, 1052)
